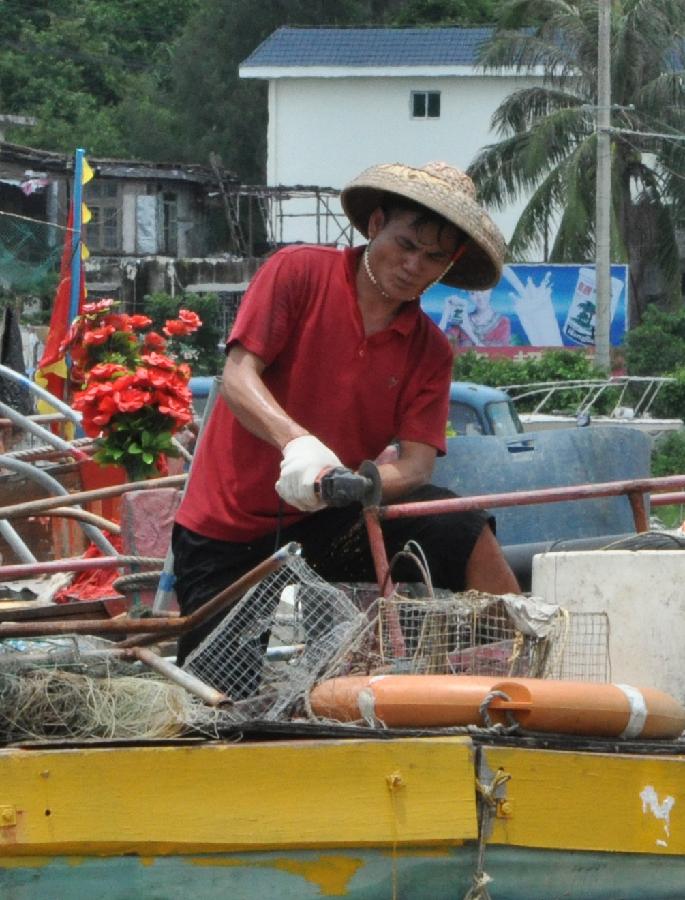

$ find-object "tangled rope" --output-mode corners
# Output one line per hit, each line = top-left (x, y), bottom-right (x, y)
(0, 667), (197, 741)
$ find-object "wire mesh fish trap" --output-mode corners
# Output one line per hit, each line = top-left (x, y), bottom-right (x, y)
(376, 590), (518, 676)
(537, 610), (611, 681)
(315, 590), (611, 685)
(183, 554), (367, 721)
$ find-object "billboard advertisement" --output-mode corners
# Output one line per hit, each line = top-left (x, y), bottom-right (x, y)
(421, 263), (629, 355)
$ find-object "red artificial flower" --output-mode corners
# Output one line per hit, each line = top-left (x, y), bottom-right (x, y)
(88, 362), (130, 382)
(141, 351), (175, 370)
(82, 298), (116, 315)
(127, 314), (152, 331)
(144, 331), (166, 350)
(163, 319), (190, 337)
(131, 366), (152, 386)
(113, 387), (152, 414)
(154, 390), (193, 427)
(83, 325), (116, 346)
(110, 373), (137, 393)
(68, 299), (197, 479)
(103, 313), (131, 332)
(178, 309), (201, 331)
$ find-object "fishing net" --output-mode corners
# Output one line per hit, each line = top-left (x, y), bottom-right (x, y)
(0, 636), (217, 742)
(0, 211), (64, 292)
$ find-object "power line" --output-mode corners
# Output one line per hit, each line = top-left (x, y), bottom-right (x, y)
(606, 126), (685, 142)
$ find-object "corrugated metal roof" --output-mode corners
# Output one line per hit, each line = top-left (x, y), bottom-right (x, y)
(0, 142), (238, 184)
(241, 26), (494, 68)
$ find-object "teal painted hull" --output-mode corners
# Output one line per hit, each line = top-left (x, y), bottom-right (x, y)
(2, 847), (684, 899)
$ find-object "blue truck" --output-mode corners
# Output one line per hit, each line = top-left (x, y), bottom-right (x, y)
(448, 381), (523, 437)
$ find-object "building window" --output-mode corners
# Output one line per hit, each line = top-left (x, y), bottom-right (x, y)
(411, 91), (441, 119)
(162, 192), (178, 255)
(84, 181), (120, 252)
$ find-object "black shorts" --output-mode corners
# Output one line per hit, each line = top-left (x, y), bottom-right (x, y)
(172, 484), (492, 664)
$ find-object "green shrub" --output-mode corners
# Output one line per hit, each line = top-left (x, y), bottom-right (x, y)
(645, 367), (685, 420)
(651, 431), (685, 477)
(452, 349), (599, 388)
(624, 307), (685, 377)
(452, 350), (609, 414)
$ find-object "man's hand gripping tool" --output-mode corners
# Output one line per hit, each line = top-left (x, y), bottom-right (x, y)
(314, 460), (382, 508)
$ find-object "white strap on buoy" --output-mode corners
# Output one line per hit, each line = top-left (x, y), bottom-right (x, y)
(614, 683), (648, 739)
(357, 687), (379, 728)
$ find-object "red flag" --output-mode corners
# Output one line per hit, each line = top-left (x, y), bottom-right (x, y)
(35, 206), (86, 407)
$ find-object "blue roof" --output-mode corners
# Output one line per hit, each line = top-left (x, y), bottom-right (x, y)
(241, 26), (494, 68)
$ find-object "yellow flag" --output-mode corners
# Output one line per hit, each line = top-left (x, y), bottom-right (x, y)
(82, 157), (94, 185)
(81, 156), (92, 263)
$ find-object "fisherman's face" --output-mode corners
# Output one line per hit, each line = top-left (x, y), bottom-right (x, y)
(366, 208), (463, 303)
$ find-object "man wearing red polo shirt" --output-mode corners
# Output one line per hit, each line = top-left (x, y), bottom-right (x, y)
(173, 162), (519, 670)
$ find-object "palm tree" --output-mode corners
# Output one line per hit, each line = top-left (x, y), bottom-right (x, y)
(468, 0), (685, 325)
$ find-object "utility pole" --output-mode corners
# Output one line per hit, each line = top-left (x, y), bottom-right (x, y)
(594, 0), (612, 372)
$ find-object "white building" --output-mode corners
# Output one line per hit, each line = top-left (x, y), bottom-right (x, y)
(240, 26), (543, 252)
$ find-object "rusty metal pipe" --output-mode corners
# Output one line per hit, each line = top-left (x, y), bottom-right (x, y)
(363, 507), (392, 597)
(627, 490), (649, 532)
(33, 507), (121, 535)
(378, 474), (685, 531)
(0, 473), (187, 520)
(651, 491), (685, 507)
(0, 556), (157, 579)
(363, 506), (406, 659)
(0, 542), (300, 640)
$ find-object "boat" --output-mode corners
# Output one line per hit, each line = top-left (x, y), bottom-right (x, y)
(504, 376), (684, 438)
(0, 377), (685, 898)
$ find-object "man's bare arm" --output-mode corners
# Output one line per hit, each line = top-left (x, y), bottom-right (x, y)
(223, 344), (436, 503)
(376, 440), (437, 502)
(221, 344), (308, 450)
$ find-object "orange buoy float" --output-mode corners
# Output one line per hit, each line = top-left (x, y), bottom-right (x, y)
(309, 674), (685, 739)
(309, 674), (500, 728)
(485, 678), (685, 739)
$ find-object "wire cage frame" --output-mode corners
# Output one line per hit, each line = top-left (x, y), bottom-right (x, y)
(182, 548), (611, 725)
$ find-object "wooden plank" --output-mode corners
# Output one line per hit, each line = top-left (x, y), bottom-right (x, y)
(484, 746), (685, 855)
(0, 737), (477, 855)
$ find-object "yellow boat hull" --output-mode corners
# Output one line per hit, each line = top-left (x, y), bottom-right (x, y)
(0, 736), (683, 897)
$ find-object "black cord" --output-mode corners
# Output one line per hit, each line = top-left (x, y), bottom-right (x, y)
(274, 498), (284, 552)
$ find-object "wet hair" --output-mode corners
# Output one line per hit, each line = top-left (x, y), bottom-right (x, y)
(379, 194), (467, 252)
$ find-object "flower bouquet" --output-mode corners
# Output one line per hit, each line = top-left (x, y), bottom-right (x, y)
(61, 299), (201, 481)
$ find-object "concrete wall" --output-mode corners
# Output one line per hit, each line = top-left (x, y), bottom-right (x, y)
(265, 73), (542, 252)
(532, 550), (685, 703)
(84, 256), (262, 308)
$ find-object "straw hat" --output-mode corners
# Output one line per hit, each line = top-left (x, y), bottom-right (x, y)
(340, 161), (506, 289)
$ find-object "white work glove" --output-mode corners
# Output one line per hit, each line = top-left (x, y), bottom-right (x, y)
(276, 435), (342, 512)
